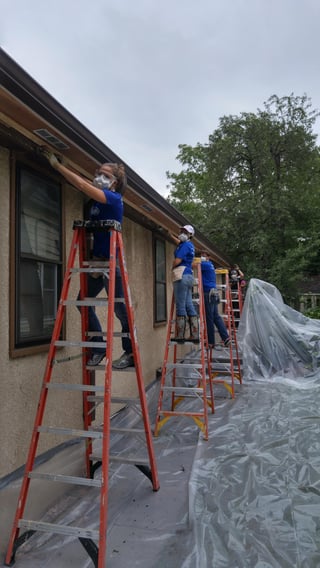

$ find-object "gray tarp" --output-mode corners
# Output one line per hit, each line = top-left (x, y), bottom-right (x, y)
(2, 278), (320, 567)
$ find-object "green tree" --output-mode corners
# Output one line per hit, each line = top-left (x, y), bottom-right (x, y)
(167, 94), (320, 301)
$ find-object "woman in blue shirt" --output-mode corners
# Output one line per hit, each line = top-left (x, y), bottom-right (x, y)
(44, 152), (133, 369)
(172, 225), (198, 341)
(200, 251), (230, 348)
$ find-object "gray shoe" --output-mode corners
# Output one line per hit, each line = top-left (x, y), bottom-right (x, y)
(87, 352), (105, 366)
(112, 352), (134, 369)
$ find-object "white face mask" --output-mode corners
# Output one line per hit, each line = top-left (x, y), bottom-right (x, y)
(201, 256), (207, 262)
(178, 233), (188, 242)
(93, 174), (114, 190)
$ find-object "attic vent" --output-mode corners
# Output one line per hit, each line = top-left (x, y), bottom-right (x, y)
(33, 129), (69, 150)
(140, 203), (153, 212)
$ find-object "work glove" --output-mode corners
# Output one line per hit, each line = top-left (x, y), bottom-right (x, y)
(42, 149), (60, 169)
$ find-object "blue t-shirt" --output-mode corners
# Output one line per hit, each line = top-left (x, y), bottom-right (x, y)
(174, 241), (195, 275)
(201, 260), (217, 291)
(90, 189), (123, 259)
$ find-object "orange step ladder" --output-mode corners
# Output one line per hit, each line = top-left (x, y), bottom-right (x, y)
(5, 219), (160, 568)
(211, 268), (242, 398)
(154, 261), (214, 441)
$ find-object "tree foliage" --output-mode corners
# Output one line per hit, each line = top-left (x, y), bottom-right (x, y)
(167, 94), (320, 301)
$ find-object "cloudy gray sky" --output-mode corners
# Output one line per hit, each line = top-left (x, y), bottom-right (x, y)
(2, 0), (320, 196)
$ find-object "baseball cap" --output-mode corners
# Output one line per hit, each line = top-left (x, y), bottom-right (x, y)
(180, 224), (195, 236)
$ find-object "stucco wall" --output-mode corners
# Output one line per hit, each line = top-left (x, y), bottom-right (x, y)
(0, 151), (170, 479)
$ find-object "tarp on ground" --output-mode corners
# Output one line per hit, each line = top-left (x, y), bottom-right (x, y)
(2, 278), (320, 567)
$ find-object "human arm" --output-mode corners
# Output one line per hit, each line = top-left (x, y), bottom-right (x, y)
(168, 232), (180, 246)
(43, 151), (107, 203)
(172, 256), (183, 268)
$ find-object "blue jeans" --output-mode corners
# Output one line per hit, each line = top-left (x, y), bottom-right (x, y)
(204, 292), (229, 347)
(173, 274), (197, 317)
(78, 267), (131, 354)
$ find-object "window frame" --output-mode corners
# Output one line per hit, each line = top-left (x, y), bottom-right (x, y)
(153, 235), (167, 325)
(9, 154), (65, 357)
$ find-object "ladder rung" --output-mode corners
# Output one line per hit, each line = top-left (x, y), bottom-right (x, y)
(86, 396), (140, 404)
(110, 427), (145, 434)
(46, 382), (105, 392)
(166, 363), (203, 369)
(91, 425), (145, 434)
(169, 339), (201, 345)
(90, 454), (149, 466)
(161, 386), (204, 393)
(37, 426), (102, 438)
(84, 331), (130, 338)
(111, 396), (140, 403)
(63, 298), (124, 306)
(18, 519), (99, 540)
(71, 267), (109, 273)
(54, 340), (106, 348)
(82, 260), (110, 267)
(28, 472), (102, 487)
(158, 410), (205, 417)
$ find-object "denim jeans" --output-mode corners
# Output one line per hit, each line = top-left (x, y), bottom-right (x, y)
(173, 273), (197, 317)
(78, 266), (131, 354)
(204, 292), (229, 346)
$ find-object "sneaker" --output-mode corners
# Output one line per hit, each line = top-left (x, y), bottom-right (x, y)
(224, 338), (231, 347)
(87, 352), (106, 366)
(112, 352), (134, 369)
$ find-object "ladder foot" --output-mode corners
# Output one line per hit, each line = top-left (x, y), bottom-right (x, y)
(5, 530), (36, 566)
(79, 537), (99, 568)
(134, 464), (158, 488)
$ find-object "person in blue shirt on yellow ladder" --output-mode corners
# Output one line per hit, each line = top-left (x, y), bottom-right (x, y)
(199, 251), (231, 349)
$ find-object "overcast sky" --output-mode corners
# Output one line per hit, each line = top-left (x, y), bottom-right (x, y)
(2, 0), (320, 196)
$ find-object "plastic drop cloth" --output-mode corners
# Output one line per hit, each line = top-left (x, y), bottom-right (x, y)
(237, 278), (320, 383)
(2, 280), (320, 567)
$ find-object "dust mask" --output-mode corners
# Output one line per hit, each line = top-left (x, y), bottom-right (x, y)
(178, 233), (188, 242)
(93, 174), (114, 190)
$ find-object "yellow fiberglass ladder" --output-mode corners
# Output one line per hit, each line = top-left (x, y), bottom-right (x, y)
(211, 268), (242, 398)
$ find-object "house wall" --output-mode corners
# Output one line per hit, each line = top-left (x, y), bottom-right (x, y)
(0, 146), (170, 479)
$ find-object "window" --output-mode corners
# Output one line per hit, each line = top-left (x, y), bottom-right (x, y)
(154, 237), (167, 323)
(14, 164), (62, 349)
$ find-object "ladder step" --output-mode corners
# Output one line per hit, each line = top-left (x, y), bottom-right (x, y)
(166, 363), (203, 369)
(92, 426), (145, 434)
(46, 382), (105, 392)
(90, 454), (149, 466)
(158, 410), (205, 417)
(54, 340), (106, 348)
(71, 267), (109, 274)
(63, 299), (124, 306)
(161, 386), (204, 393)
(37, 426), (102, 438)
(18, 520), (99, 540)
(87, 396), (140, 404)
(28, 472), (102, 487)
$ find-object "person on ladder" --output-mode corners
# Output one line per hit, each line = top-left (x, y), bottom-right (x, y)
(170, 224), (198, 342)
(43, 150), (134, 369)
(199, 251), (231, 348)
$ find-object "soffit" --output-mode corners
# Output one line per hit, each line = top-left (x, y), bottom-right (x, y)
(0, 83), (229, 266)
